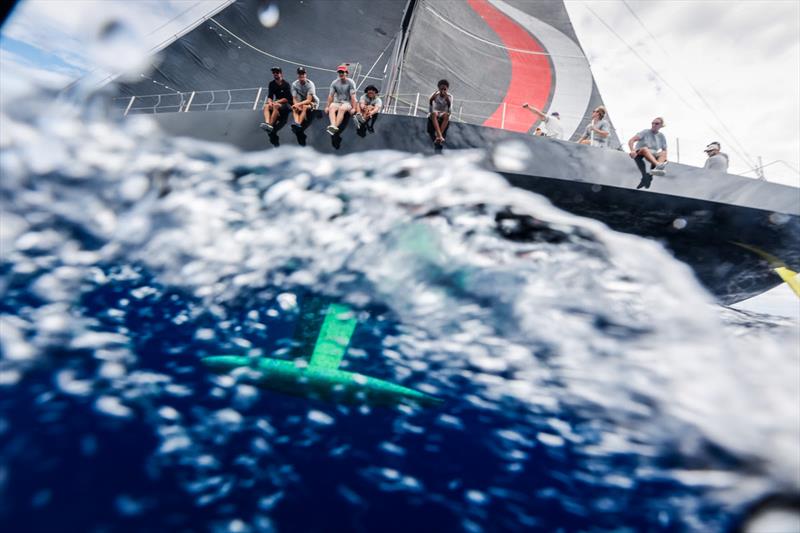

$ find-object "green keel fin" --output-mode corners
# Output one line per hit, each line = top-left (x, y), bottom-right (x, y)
(308, 303), (357, 369)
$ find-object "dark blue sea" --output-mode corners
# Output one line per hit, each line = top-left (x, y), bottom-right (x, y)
(1, 82), (798, 533)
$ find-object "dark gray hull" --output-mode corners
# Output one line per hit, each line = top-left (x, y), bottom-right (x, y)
(148, 108), (800, 304)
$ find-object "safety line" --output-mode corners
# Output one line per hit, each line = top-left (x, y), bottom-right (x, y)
(620, 0), (757, 169)
(209, 17), (383, 80)
(581, 2), (757, 169)
(356, 36), (396, 90)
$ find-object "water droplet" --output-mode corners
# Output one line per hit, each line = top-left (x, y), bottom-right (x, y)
(258, 1), (280, 28)
(91, 19), (148, 78)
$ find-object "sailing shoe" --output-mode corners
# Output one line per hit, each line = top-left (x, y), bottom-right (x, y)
(352, 116), (362, 128)
(260, 122), (273, 132)
(290, 123), (301, 134)
(649, 168), (666, 176)
(655, 162), (668, 172)
(326, 125), (339, 135)
(355, 113), (366, 124)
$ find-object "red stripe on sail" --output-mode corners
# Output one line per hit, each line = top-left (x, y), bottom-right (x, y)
(466, 0), (552, 132)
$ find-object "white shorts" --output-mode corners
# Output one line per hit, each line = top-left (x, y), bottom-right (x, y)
(329, 102), (352, 112)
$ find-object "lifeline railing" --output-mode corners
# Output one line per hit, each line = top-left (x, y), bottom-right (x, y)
(112, 88), (596, 132)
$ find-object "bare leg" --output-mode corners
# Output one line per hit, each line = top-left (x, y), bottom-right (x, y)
(440, 113), (450, 141)
(334, 107), (347, 128)
(637, 147), (659, 167)
(297, 106), (308, 125)
(270, 104), (281, 124)
(656, 152), (667, 164)
(262, 105), (270, 122)
(328, 106), (338, 125)
(430, 113), (444, 142)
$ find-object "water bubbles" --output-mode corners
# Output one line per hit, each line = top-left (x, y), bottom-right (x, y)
(491, 140), (530, 171)
(258, 1), (280, 28)
(307, 410), (334, 425)
(95, 395), (133, 418)
(465, 490), (489, 505)
(91, 19), (149, 79)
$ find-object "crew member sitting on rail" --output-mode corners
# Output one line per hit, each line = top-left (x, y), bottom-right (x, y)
(260, 66), (292, 133)
(578, 106), (610, 147)
(703, 141), (729, 172)
(521, 103), (563, 140)
(353, 85), (382, 132)
(628, 117), (668, 175)
(290, 66), (318, 132)
(429, 79), (453, 145)
(325, 64), (358, 136)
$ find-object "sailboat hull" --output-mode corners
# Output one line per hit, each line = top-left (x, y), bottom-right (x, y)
(148, 109), (799, 304)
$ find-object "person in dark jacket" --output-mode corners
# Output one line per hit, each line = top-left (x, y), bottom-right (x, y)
(260, 66), (292, 133)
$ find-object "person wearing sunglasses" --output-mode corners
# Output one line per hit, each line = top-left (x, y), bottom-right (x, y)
(628, 117), (668, 176)
(324, 64), (358, 135)
(260, 66), (292, 133)
(578, 106), (610, 147)
(703, 141), (729, 172)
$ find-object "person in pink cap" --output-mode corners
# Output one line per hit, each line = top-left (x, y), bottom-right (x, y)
(324, 64), (358, 135)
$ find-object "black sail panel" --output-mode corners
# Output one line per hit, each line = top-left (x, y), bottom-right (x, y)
(117, 0), (407, 97)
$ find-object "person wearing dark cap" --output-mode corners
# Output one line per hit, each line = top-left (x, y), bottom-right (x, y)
(354, 85), (382, 131)
(522, 103), (563, 140)
(703, 141), (729, 172)
(429, 79), (453, 145)
(260, 66), (292, 133)
(290, 66), (318, 131)
(324, 64), (358, 135)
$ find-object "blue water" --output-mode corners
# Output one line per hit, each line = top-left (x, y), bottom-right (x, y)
(1, 82), (799, 532)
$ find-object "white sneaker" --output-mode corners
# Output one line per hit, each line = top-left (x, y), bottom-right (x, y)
(260, 122), (273, 132)
(649, 168), (666, 176)
(326, 125), (338, 135)
(655, 162), (668, 171)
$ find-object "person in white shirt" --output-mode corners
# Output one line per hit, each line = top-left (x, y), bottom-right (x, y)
(324, 64), (358, 135)
(703, 142), (729, 172)
(289, 66), (318, 132)
(521, 103), (563, 140)
(429, 79), (453, 145)
(353, 85), (382, 132)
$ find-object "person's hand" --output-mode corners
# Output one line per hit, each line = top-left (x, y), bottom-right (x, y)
(522, 103), (529, 108)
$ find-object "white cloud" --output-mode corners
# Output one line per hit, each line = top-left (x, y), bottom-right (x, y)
(2, 0), (230, 84)
(566, 0), (800, 187)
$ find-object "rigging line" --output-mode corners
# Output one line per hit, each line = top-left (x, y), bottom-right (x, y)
(356, 36), (397, 90)
(620, 0), (757, 168)
(581, 2), (756, 168)
(208, 17), (384, 80)
(423, 2), (587, 60)
(145, 1), (207, 38)
(739, 159), (800, 176)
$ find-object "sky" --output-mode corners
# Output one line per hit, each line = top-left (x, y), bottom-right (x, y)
(0, 0), (798, 318)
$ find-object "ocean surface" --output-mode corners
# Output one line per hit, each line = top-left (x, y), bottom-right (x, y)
(1, 76), (799, 532)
